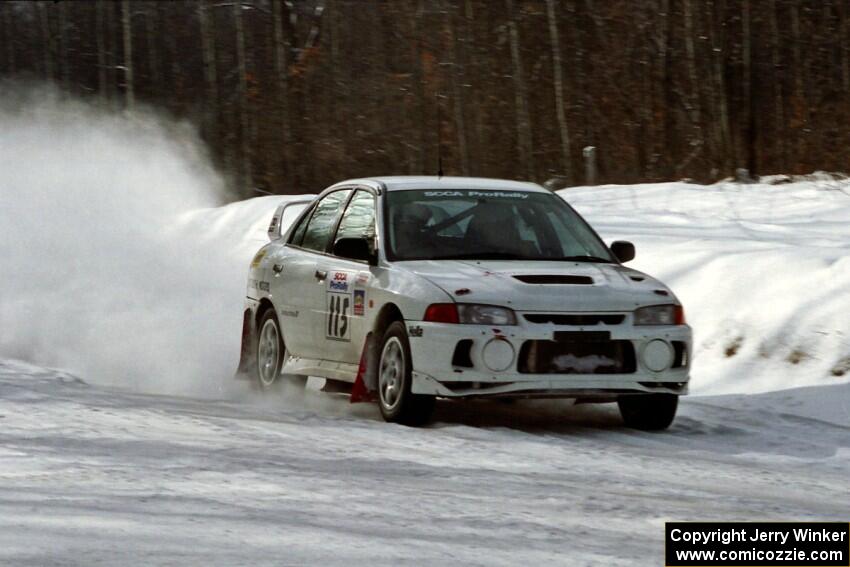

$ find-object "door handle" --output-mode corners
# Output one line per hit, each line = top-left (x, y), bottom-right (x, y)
(314, 269), (327, 281)
(272, 264), (283, 274)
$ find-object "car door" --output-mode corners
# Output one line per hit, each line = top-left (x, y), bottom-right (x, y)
(315, 189), (377, 364)
(271, 189), (351, 359)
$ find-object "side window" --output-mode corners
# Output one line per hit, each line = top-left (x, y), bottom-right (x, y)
(300, 190), (352, 252)
(334, 190), (376, 245)
(288, 208), (311, 246)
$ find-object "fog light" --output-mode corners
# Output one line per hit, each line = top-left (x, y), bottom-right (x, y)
(642, 339), (673, 372)
(482, 338), (515, 372)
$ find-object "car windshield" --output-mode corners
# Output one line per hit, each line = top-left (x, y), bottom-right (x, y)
(385, 189), (615, 262)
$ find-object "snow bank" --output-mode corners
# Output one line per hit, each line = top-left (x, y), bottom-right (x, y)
(561, 176), (850, 395)
(0, 85), (306, 396)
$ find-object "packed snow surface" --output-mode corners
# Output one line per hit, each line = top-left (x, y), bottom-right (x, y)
(1, 91), (848, 565)
(0, 360), (847, 566)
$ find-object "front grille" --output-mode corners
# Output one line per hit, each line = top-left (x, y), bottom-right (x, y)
(524, 313), (625, 326)
(518, 338), (636, 374)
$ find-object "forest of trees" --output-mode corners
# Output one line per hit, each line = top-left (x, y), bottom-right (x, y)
(1, 0), (849, 196)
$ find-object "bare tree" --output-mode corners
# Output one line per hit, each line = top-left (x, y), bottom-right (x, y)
(742, 0), (756, 174)
(122, 0), (135, 109)
(234, 0), (254, 189)
(546, 0), (572, 182)
(145, 2), (160, 91)
(790, 2), (804, 104)
(408, 0), (427, 175)
(38, 3), (53, 81)
(58, 1), (70, 89)
(2, 3), (15, 74)
(768, 0), (785, 163)
(446, 2), (470, 176)
(198, 1), (218, 142)
(96, 0), (109, 100)
(505, 0), (534, 180)
(272, 0), (292, 184)
(839, 0), (849, 97)
(708, 0), (732, 172)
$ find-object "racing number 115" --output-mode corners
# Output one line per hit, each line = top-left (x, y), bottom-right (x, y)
(327, 293), (350, 340)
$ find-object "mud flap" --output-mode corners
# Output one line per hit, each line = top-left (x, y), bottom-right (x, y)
(235, 308), (256, 379)
(350, 333), (378, 403)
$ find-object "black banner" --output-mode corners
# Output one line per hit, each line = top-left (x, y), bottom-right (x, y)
(666, 522), (849, 566)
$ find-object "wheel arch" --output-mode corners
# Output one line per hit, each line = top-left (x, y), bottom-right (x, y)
(256, 297), (275, 326)
(372, 302), (404, 339)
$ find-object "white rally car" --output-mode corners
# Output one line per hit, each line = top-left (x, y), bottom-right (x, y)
(238, 177), (691, 428)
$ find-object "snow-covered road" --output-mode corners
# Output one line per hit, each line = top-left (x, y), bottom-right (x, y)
(1, 359), (847, 566)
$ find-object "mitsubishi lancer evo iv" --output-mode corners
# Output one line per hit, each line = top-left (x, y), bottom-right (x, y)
(238, 177), (692, 428)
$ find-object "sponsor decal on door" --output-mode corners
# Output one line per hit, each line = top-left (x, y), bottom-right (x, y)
(353, 289), (365, 316)
(326, 271), (353, 341)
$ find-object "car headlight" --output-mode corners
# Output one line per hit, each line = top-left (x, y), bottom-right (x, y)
(458, 304), (517, 325)
(423, 303), (517, 325)
(634, 304), (685, 326)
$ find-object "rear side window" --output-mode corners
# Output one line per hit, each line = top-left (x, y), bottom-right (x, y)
(299, 189), (352, 252)
(287, 206), (312, 245)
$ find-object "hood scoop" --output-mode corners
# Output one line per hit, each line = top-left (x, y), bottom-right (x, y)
(513, 275), (594, 285)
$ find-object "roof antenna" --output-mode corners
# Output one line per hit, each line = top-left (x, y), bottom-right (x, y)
(436, 92), (444, 178)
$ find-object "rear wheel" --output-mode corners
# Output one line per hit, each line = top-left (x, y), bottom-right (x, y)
(617, 393), (678, 431)
(256, 309), (307, 390)
(378, 321), (434, 426)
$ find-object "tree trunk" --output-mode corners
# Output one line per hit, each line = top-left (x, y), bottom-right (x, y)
(145, 2), (160, 92)
(505, 0), (534, 180)
(272, 0), (292, 185)
(409, 0), (427, 175)
(105, 0), (118, 104)
(96, 0), (108, 100)
(2, 3), (15, 74)
(545, 0), (572, 183)
(58, 1), (70, 89)
(161, 1), (181, 103)
(447, 2), (470, 176)
(198, 2), (218, 144)
(327, 0), (339, 124)
(122, 0), (135, 109)
(768, 0), (785, 164)
(742, 0), (756, 175)
(234, 1), (254, 190)
(790, 3), (804, 103)
(708, 0), (732, 173)
(38, 3), (53, 81)
(462, 0), (483, 171)
(682, 0), (703, 167)
(839, 0), (849, 97)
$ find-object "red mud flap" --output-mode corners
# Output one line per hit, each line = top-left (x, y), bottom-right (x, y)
(350, 335), (377, 403)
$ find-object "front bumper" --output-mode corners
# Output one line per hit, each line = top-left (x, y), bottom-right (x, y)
(406, 317), (692, 399)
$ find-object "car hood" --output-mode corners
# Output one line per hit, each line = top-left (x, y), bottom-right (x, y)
(396, 259), (678, 312)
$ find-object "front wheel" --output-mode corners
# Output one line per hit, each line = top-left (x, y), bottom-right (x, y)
(618, 394), (678, 431)
(256, 309), (307, 390)
(377, 321), (435, 426)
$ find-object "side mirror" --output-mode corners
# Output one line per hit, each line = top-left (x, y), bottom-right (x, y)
(610, 241), (635, 263)
(333, 237), (377, 265)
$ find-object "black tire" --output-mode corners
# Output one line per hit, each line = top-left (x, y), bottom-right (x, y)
(377, 321), (435, 426)
(617, 393), (678, 431)
(255, 309), (307, 391)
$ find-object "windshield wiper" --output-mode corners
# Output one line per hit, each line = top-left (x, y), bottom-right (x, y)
(557, 255), (614, 263)
(423, 252), (534, 261)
